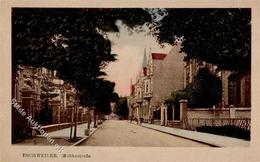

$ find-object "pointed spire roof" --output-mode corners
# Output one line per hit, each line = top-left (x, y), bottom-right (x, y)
(142, 48), (147, 68)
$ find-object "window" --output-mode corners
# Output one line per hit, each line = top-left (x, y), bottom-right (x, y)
(146, 81), (149, 93)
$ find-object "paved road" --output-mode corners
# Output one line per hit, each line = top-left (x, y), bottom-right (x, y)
(79, 120), (210, 147)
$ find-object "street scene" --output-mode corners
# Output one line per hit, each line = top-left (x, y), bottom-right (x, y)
(79, 120), (208, 147)
(11, 8), (251, 148)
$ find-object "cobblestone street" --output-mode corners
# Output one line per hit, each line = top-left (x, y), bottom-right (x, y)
(79, 120), (209, 147)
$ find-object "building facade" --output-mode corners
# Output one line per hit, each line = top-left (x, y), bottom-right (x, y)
(12, 66), (89, 142)
(184, 58), (251, 108)
(128, 45), (185, 123)
(128, 45), (251, 127)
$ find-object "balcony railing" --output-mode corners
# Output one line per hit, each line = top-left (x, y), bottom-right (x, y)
(135, 98), (143, 103)
(143, 92), (152, 98)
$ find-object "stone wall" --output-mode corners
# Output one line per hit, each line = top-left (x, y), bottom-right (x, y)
(187, 108), (230, 119)
(235, 108), (251, 118)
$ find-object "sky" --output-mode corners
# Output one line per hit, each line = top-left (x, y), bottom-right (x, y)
(104, 21), (172, 97)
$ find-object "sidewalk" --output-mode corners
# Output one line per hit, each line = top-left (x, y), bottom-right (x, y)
(37, 122), (100, 146)
(139, 123), (250, 147)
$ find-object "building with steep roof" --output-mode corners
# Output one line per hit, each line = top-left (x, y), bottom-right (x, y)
(128, 45), (185, 123)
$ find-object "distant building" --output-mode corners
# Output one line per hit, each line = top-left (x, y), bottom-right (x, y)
(106, 102), (119, 120)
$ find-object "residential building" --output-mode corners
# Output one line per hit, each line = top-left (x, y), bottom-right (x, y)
(184, 59), (218, 88)
(128, 45), (185, 123)
(12, 66), (81, 142)
(221, 70), (251, 107)
(184, 58), (251, 108)
(12, 66), (44, 142)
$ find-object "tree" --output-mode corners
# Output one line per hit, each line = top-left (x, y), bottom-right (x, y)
(12, 8), (151, 112)
(79, 79), (116, 114)
(38, 74), (59, 124)
(12, 8), (152, 140)
(12, 8), (151, 72)
(116, 97), (129, 119)
(110, 93), (120, 103)
(166, 68), (222, 108)
(151, 9), (251, 72)
(12, 8), (152, 110)
(78, 79), (118, 127)
(38, 101), (53, 125)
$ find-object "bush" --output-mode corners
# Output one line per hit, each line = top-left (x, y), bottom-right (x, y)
(196, 125), (250, 140)
(38, 102), (53, 124)
(165, 68), (222, 108)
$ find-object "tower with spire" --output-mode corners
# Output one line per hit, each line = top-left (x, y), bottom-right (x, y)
(142, 48), (148, 76)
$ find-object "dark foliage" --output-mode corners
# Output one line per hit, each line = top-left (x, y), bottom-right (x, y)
(197, 125), (250, 140)
(12, 8), (151, 113)
(152, 9), (251, 72)
(110, 93), (120, 103)
(78, 79), (117, 115)
(38, 102), (53, 124)
(165, 68), (222, 108)
(116, 97), (128, 118)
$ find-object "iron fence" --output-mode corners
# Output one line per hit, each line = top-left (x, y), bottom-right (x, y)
(186, 118), (251, 131)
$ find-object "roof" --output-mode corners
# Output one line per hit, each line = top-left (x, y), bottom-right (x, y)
(152, 53), (167, 60)
(142, 48), (147, 67)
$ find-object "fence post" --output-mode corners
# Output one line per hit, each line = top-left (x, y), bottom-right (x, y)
(160, 105), (164, 126)
(165, 105), (168, 126)
(179, 100), (188, 129)
(229, 105), (236, 119)
(172, 106), (175, 121)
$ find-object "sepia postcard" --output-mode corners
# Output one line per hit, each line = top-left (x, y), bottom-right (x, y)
(0, 0), (260, 162)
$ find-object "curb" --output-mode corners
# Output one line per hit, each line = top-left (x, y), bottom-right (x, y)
(130, 122), (219, 147)
(141, 124), (219, 147)
(134, 122), (249, 147)
(72, 124), (102, 146)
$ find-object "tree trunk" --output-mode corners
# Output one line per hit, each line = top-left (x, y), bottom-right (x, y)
(69, 101), (75, 140)
(73, 92), (79, 140)
(87, 107), (91, 129)
(94, 108), (97, 128)
(69, 91), (78, 140)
